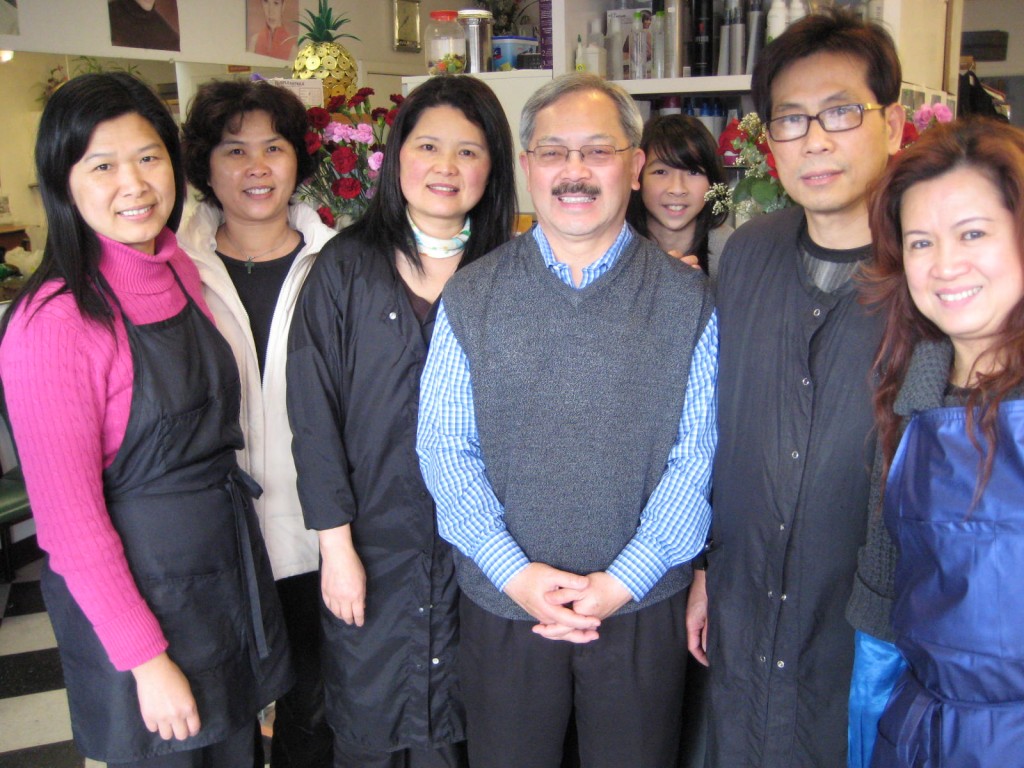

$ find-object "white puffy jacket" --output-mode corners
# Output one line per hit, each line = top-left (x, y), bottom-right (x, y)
(178, 201), (337, 579)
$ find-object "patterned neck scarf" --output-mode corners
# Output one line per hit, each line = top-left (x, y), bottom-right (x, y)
(408, 212), (471, 260)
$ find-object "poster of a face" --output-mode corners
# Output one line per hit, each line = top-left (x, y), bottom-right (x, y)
(247, 0), (299, 61)
(1, 0), (19, 36)
(108, 0), (180, 51)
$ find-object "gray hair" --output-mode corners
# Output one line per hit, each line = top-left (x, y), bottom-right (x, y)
(519, 72), (644, 150)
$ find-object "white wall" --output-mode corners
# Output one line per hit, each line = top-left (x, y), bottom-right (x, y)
(0, 0), (465, 71)
(0, 0), (477, 250)
(962, 0), (1024, 77)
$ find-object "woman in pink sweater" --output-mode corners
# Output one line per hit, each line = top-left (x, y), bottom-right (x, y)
(0, 73), (291, 767)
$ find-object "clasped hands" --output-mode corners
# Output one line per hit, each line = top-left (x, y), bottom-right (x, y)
(504, 562), (633, 644)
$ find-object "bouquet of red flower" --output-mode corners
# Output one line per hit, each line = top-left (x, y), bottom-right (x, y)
(298, 87), (404, 227)
(706, 112), (793, 219)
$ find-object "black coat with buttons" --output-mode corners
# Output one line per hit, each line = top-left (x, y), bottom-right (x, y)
(286, 230), (464, 752)
(704, 206), (883, 768)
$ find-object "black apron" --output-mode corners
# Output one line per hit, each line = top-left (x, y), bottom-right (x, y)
(40, 267), (293, 762)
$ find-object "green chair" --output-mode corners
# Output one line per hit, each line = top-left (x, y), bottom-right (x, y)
(0, 465), (31, 583)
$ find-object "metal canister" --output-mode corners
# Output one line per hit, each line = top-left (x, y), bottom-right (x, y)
(457, 9), (494, 73)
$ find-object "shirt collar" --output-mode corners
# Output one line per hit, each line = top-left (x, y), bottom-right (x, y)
(532, 222), (633, 289)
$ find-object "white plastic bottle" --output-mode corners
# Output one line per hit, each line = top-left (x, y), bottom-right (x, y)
(787, 0), (807, 26)
(630, 11), (648, 80)
(585, 43), (607, 77)
(865, 0), (884, 23)
(766, 0), (788, 44)
(607, 14), (625, 80)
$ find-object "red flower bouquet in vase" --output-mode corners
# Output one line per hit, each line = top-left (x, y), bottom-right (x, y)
(297, 88), (404, 228)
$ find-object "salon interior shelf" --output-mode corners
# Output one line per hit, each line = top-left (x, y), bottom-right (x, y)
(614, 75), (753, 98)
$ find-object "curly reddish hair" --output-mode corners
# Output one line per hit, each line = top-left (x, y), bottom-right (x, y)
(861, 117), (1024, 498)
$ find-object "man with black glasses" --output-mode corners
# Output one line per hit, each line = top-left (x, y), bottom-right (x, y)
(418, 72), (717, 768)
(684, 10), (905, 767)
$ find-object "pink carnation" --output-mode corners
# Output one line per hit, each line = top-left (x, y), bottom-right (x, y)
(368, 151), (384, 171)
(323, 122), (347, 143)
(913, 104), (934, 132)
(933, 103), (954, 123)
(352, 123), (375, 145)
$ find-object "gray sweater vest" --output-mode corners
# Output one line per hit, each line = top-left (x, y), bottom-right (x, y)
(443, 230), (714, 620)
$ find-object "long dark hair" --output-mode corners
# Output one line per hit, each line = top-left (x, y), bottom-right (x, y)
(2, 72), (184, 334)
(345, 75), (517, 270)
(182, 78), (316, 207)
(627, 114), (727, 273)
(862, 117), (1024, 499)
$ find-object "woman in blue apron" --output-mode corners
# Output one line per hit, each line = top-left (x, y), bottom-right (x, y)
(0, 73), (292, 766)
(850, 117), (1024, 767)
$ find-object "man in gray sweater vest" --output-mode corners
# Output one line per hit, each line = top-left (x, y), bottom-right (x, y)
(417, 73), (717, 768)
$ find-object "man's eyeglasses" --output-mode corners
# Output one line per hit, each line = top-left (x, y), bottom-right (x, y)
(525, 145), (633, 167)
(766, 103), (886, 142)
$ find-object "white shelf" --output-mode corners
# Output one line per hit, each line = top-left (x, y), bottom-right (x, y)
(616, 75), (752, 97)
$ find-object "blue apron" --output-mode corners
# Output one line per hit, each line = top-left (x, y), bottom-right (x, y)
(872, 400), (1024, 767)
(40, 268), (293, 762)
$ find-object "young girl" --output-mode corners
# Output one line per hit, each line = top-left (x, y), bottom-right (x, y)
(627, 114), (732, 280)
(0, 73), (291, 767)
(850, 117), (1024, 767)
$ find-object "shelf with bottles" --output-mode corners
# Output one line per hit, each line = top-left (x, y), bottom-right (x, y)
(552, 0), (954, 95)
(553, 1), (755, 100)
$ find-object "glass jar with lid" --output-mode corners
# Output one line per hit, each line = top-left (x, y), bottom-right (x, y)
(425, 10), (466, 75)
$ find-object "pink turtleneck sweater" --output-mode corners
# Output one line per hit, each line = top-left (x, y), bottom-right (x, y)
(0, 230), (213, 671)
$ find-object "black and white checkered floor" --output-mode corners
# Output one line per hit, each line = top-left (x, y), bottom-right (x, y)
(0, 558), (98, 767)
(0, 559), (272, 767)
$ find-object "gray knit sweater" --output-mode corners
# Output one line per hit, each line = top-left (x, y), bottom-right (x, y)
(443, 229), (714, 620)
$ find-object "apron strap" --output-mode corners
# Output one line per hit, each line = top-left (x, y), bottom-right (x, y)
(895, 674), (942, 768)
(227, 467), (271, 660)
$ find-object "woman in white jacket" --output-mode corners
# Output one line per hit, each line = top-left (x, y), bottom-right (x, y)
(178, 79), (336, 768)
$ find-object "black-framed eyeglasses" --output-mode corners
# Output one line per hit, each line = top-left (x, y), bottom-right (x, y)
(525, 144), (633, 167)
(766, 103), (887, 142)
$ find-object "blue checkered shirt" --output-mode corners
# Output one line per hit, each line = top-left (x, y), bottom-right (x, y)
(417, 224), (717, 601)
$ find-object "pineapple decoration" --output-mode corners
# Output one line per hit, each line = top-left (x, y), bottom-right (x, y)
(292, 0), (360, 105)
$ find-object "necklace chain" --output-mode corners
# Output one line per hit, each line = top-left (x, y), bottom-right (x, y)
(220, 226), (294, 274)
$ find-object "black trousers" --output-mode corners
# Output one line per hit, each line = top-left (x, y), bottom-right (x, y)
(458, 590), (689, 768)
(332, 738), (468, 768)
(271, 571), (333, 768)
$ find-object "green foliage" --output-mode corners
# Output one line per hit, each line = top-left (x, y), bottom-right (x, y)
(298, 0), (359, 45)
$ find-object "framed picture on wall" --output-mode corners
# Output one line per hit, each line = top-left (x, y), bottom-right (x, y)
(393, 0), (421, 53)
(108, 0), (180, 52)
(247, 0), (300, 61)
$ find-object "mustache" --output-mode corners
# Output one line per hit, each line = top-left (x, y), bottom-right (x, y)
(551, 182), (600, 197)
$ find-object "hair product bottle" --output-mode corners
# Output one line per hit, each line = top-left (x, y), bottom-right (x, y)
(766, 0), (788, 45)
(630, 11), (649, 79)
(652, 11), (667, 78)
(692, 0), (712, 76)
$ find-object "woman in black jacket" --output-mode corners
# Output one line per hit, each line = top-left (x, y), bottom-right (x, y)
(286, 75), (517, 768)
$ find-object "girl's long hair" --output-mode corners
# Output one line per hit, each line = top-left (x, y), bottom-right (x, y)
(862, 117), (1024, 497)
